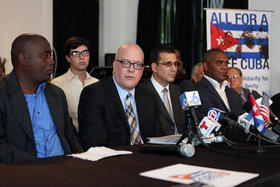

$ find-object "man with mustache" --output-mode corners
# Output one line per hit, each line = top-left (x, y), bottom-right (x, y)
(195, 48), (244, 121)
(144, 45), (185, 135)
(79, 43), (160, 149)
(0, 33), (83, 162)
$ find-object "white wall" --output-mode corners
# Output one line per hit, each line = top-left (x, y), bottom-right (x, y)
(99, 0), (139, 66)
(0, 0), (53, 74)
(249, 0), (280, 96)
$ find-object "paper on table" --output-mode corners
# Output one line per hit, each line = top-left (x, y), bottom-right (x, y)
(70, 146), (132, 161)
(147, 134), (187, 145)
(140, 164), (259, 187)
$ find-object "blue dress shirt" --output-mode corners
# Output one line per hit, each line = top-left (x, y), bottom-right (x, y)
(24, 83), (64, 158)
(113, 77), (143, 145)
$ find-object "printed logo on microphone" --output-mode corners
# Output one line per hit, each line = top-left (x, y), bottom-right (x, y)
(199, 117), (219, 137)
(179, 91), (201, 109)
(207, 108), (222, 121)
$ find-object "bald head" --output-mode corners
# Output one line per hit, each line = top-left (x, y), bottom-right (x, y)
(113, 43), (144, 91)
(115, 43), (144, 62)
(11, 33), (49, 67)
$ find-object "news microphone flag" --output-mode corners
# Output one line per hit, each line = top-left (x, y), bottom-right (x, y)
(260, 91), (270, 127)
(198, 117), (221, 137)
(249, 94), (267, 135)
(179, 91), (201, 110)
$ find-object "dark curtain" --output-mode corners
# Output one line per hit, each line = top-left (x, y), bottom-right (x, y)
(53, 0), (99, 77)
(223, 0), (248, 9)
(174, 0), (202, 78)
(136, 0), (162, 65)
(137, 0), (202, 78)
(136, 0), (248, 79)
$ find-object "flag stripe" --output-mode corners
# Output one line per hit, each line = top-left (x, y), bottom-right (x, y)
(225, 52), (262, 59)
(212, 23), (268, 31)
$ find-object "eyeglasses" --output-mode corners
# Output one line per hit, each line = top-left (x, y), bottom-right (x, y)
(158, 61), (180, 67)
(115, 59), (144, 70)
(228, 74), (240, 79)
(70, 50), (90, 58)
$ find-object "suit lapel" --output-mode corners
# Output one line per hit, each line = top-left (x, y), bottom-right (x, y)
(44, 84), (63, 134)
(146, 80), (173, 123)
(202, 77), (230, 113)
(106, 77), (130, 131)
(169, 85), (180, 125)
(225, 86), (235, 112)
(5, 72), (34, 141)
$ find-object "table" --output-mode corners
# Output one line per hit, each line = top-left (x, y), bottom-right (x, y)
(0, 144), (280, 186)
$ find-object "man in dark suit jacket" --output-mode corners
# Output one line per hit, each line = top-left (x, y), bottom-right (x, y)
(79, 43), (160, 150)
(227, 67), (261, 106)
(144, 45), (185, 135)
(195, 49), (244, 120)
(0, 33), (83, 163)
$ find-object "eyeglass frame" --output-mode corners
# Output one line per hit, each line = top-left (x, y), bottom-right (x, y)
(228, 74), (240, 80)
(70, 50), (90, 58)
(157, 61), (180, 67)
(115, 59), (144, 70)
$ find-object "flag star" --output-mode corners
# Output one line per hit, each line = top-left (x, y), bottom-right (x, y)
(253, 105), (258, 113)
(216, 36), (225, 45)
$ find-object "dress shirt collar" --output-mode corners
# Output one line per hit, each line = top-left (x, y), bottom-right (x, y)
(113, 76), (135, 101)
(151, 75), (170, 95)
(65, 68), (92, 81)
(203, 75), (230, 90)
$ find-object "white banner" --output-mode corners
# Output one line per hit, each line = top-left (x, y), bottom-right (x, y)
(206, 8), (272, 94)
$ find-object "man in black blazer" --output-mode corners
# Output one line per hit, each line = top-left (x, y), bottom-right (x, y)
(0, 33), (83, 163)
(144, 45), (185, 135)
(195, 49), (244, 120)
(227, 67), (261, 106)
(79, 43), (160, 150)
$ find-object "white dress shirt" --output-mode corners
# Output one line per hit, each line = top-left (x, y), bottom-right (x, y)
(203, 75), (231, 111)
(51, 69), (99, 131)
(150, 75), (174, 114)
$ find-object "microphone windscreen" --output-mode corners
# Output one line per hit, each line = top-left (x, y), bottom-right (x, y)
(179, 143), (195, 157)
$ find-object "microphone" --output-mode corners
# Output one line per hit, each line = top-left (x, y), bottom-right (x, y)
(139, 143), (195, 158)
(179, 90), (201, 126)
(198, 116), (221, 137)
(178, 83), (202, 146)
(207, 108), (237, 133)
(237, 112), (280, 142)
(269, 109), (280, 124)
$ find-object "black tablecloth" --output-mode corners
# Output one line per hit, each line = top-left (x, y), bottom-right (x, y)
(0, 143), (280, 186)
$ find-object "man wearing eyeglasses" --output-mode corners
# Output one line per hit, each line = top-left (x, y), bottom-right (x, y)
(144, 45), (185, 135)
(78, 43), (160, 149)
(51, 37), (98, 132)
(227, 67), (260, 105)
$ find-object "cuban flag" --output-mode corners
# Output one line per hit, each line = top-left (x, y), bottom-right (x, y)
(249, 94), (267, 135)
(210, 23), (268, 60)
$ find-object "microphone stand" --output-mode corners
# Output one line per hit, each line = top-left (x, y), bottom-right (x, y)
(176, 110), (200, 146)
(256, 136), (264, 153)
(176, 110), (193, 145)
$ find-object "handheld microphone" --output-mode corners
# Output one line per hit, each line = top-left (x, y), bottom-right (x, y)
(237, 112), (280, 142)
(198, 116), (221, 137)
(139, 143), (195, 158)
(179, 90), (201, 126)
(207, 108), (237, 133)
(178, 85), (202, 146)
(269, 109), (280, 124)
